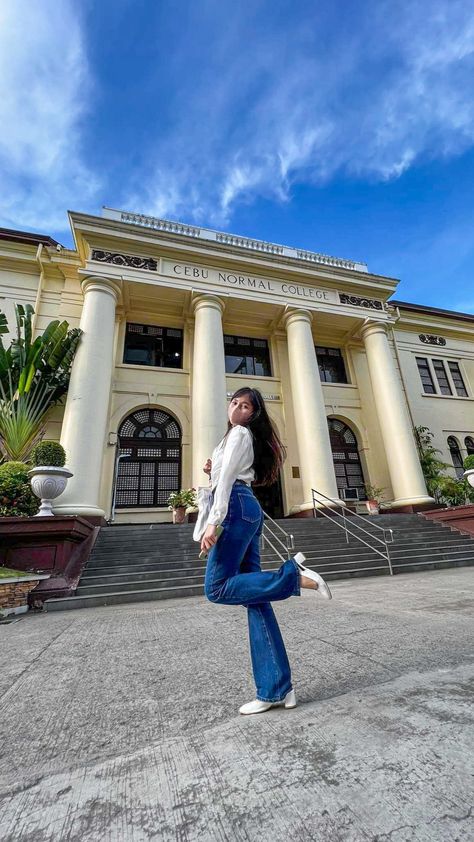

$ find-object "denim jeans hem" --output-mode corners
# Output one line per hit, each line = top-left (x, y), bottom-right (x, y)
(290, 558), (301, 596)
(256, 685), (293, 703)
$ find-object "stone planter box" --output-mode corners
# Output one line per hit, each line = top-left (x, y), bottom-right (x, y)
(422, 504), (474, 537)
(0, 516), (98, 606)
(0, 574), (50, 616)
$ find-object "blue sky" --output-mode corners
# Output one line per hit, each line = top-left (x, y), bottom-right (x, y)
(1, 0), (474, 311)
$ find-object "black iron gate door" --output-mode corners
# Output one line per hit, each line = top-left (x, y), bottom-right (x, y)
(115, 409), (181, 508)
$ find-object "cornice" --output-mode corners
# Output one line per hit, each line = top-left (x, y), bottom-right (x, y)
(68, 211), (399, 297)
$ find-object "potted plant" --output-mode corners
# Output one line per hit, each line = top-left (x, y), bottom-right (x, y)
(167, 488), (196, 524)
(463, 455), (474, 489)
(364, 484), (385, 515)
(28, 441), (73, 517)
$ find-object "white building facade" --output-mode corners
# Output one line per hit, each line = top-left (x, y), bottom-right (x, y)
(1, 209), (473, 522)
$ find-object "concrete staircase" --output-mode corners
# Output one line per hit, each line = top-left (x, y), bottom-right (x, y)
(45, 513), (474, 611)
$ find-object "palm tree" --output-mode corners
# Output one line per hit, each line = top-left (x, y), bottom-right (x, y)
(0, 304), (82, 461)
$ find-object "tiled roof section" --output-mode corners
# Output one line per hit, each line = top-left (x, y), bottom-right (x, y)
(391, 299), (474, 323)
(0, 227), (61, 248)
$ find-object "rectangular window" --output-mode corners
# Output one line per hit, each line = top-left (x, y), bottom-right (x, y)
(432, 359), (452, 395)
(224, 335), (272, 376)
(315, 347), (348, 383)
(448, 361), (468, 397)
(416, 357), (436, 394)
(123, 323), (183, 368)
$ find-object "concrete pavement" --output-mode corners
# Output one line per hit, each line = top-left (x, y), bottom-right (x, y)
(0, 567), (473, 841)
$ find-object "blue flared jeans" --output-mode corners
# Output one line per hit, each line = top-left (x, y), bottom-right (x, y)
(204, 482), (300, 702)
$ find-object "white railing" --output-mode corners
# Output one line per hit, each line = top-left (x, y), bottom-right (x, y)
(102, 206), (368, 272)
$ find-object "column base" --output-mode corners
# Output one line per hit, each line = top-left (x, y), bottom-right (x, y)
(53, 503), (106, 519)
(289, 499), (344, 517)
(383, 495), (435, 513)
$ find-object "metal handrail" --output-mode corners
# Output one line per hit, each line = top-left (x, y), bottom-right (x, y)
(261, 510), (295, 560)
(311, 488), (393, 575)
(108, 451), (128, 524)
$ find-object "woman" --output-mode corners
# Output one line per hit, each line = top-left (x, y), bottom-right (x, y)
(195, 387), (332, 716)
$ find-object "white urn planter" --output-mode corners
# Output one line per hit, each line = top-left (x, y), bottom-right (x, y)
(463, 469), (474, 488)
(28, 466), (73, 516)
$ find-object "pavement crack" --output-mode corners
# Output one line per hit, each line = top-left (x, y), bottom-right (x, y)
(0, 621), (75, 703)
(305, 633), (399, 674)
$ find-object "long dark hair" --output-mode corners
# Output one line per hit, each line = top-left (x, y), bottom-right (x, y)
(225, 387), (286, 486)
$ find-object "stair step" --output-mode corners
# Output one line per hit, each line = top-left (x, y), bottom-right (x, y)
(77, 574), (206, 595)
(43, 512), (474, 610)
(45, 584), (205, 611)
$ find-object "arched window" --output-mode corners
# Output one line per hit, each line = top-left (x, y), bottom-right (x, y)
(447, 436), (464, 479)
(465, 436), (474, 455)
(115, 409), (181, 508)
(328, 418), (366, 500)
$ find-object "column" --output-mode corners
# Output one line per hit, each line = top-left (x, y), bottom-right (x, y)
(54, 276), (121, 518)
(361, 321), (433, 506)
(191, 294), (228, 489)
(284, 309), (339, 511)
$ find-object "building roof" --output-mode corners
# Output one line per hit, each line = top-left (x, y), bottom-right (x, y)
(390, 299), (474, 324)
(0, 226), (62, 249)
(101, 206), (369, 274)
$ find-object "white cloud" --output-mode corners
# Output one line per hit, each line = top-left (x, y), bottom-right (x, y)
(1, 0), (474, 234)
(130, 0), (474, 225)
(0, 0), (99, 233)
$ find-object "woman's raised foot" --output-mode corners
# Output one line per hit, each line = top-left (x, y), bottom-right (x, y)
(294, 552), (332, 600)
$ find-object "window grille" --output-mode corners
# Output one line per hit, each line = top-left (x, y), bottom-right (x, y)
(448, 362), (468, 397)
(123, 323), (183, 368)
(328, 418), (366, 499)
(115, 409), (182, 508)
(224, 335), (272, 376)
(447, 436), (464, 478)
(432, 360), (452, 395)
(315, 347), (348, 383)
(416, 357), (436, 394)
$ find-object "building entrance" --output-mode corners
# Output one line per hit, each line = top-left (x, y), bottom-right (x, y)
(115, 409), (181, 508)
(328, 418), (366, 501)
(253, 477), (284, 519)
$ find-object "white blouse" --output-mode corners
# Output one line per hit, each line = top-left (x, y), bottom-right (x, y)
(192, 424), (255, 541)
(209, 424), (255, 524)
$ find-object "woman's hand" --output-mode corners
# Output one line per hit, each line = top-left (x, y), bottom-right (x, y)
(201, 524), (218, 553)
(203, 458), (212, 476)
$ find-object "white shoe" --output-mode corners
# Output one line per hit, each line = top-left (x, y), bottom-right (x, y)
(294, 552), (332, 600)
(239, 688), (297, 715)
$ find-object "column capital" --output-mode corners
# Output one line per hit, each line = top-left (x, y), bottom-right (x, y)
(360, 319), (388, 340)
(283, 308), (313, 329)
(191, 292), (226, 316)
(81, 275), (122, 302)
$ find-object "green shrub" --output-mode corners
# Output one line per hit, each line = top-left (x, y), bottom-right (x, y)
(463, 454), (474, 471)
(0, 461), (39, 517)
(30, 440), (66, 467)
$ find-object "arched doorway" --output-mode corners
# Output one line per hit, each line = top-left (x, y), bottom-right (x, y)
(328, 418), (366, 501)
(447, 436), (464, 479)
(115, 408), (182, 508)
(253, 477), (284, 519)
